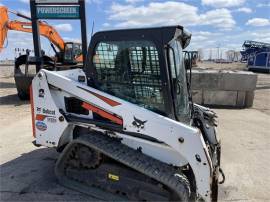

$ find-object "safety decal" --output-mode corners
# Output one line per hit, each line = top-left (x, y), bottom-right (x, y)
(36, 121), (47, 131)
(37, 107), (41, 112)
(36, 107), (55, 115)
(108, 173), (119, 181)
(132, 116), (147, 129)
(36, 114), (57, 123)
(81, 102), (123, 125)
(77, 86), (121, 107)
(47, 117), (57, 123)
(43, 108), (55, 115)
(38, 89), (45, 98)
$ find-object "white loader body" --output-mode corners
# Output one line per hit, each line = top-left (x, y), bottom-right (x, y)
(31, 68), (215, 202)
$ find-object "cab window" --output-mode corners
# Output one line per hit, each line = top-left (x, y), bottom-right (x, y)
(93, 40), (166, 115)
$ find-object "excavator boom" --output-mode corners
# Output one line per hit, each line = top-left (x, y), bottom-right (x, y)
(0, 7), (9, 52)
(7, 21), (65, 51)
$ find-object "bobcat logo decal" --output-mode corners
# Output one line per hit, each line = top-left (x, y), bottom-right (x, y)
(132, 116), (147, 129)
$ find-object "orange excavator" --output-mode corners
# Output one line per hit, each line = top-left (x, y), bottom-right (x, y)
(0, 6), (82, 64)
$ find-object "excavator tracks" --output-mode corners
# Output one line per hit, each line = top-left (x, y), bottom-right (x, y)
(55, 131), (191, 201)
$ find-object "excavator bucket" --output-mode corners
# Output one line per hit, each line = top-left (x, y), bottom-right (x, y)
(0, 6), (9, 52)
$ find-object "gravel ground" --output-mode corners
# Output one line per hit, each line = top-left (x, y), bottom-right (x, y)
(0, 64), (269, 201)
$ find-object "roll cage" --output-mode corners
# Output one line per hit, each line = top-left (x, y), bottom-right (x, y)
(85, 26), (192, 121)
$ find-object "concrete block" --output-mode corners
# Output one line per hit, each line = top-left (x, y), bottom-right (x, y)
(191, 70), (223, 90)
(203, 90), (237, 106)
(192, 90), (202, 104)
(221, 72), (258, 91)
(245, 91), (255, 108)
(191, 70), (258, 91)
(236, 91), (246, 107)
(190, 70), (257, 108)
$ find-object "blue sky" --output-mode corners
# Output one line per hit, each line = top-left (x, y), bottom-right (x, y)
(0, 0), (270, 60)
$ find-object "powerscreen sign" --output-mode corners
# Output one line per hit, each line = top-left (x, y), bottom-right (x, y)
(36, 6), (80, 19)
(30, 0), (88, 70)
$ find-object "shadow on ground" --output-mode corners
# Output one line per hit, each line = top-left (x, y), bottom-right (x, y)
(0, 148), (94, 201)
(0, 94), (28, 106)
(0, 82), (16, 89)
(256, 85), (270, 90)
(0, 147), (232, 201)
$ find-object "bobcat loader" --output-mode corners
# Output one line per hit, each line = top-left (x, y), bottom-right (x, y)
(30, 26), (224, 202)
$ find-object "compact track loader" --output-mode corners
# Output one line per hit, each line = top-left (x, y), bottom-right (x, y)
(30, 26), (224, 202)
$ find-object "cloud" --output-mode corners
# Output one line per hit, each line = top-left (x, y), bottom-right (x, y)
(19, 0), (29, 3)
(246, 18), (270, 27)
(18, 9), (31, 17)
(10, 9), (31, 22)
(108, 2), (235, 29)
(54, 23), (73, 32)
(256, 3), (270, 7)
(63, 37), (81, 43)
(189, 31), (223, 49)
(6, 31), (33, 44)
(199, 8), (235, 29)
(236, 7), (252, 13)
(192, 31), (222, 41)
(231, 29), (270, 44)
(201, 0), (246, 8)
(188, 28), (270, 57)
(125, 0), (144, 4)
(250, 31), (270, 43)
(86, 0), (101, 4)
(1, 31), (34, 60)
(102, 23), (110, 27)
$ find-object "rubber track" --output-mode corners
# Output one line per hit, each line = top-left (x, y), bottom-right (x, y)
(55, 132), (191, 201)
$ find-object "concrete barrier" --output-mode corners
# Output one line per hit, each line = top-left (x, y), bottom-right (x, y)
(191, 70), (257, 108)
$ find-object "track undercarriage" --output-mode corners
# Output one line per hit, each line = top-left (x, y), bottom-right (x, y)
(55, 131), (191, 201)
